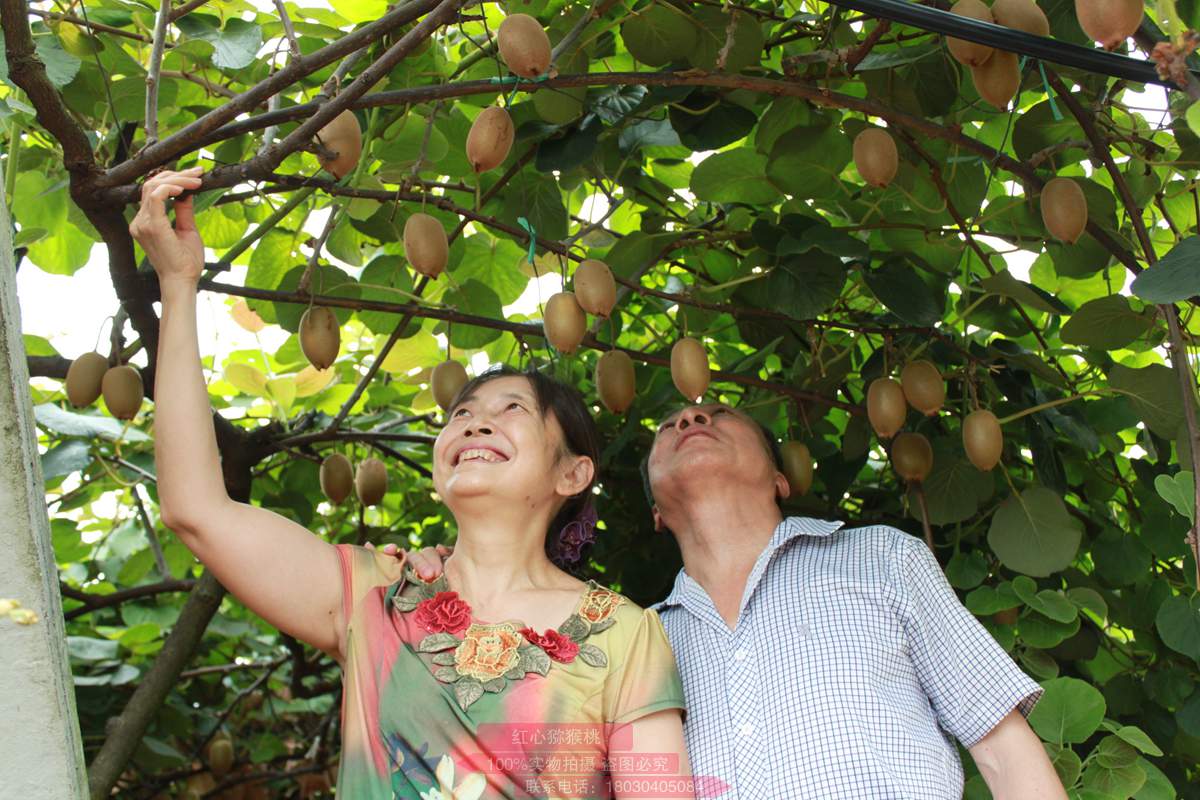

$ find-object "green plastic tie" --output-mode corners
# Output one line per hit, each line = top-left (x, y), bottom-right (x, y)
(516, 216), (537, 263)
(1037, 61), (1063, 121)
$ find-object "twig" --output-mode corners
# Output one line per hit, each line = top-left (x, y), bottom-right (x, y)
(845, 20), (892, 74)
(272, 0), (302, 59)
(161, 69), (239, 100)
(60, 579), (197, 621)
(179, 658), (287, 679)
(144, 0), (173, 146)
(168, 0), (215, 22)
(131, 484), (171, 580)
(296, 208), (340, 294)
(26, 7), (151, 43)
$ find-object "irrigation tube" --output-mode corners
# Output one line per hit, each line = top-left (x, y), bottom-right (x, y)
(826, 0), (1198, 89)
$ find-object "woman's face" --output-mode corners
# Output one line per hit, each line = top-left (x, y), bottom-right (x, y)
(432, 376), (576, 513)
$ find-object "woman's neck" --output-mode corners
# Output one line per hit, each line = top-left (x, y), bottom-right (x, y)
(441, 510), (567, 608)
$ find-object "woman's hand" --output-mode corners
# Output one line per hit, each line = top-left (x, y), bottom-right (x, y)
(366, 542), (452, 580)
(129, 166), (206, 286)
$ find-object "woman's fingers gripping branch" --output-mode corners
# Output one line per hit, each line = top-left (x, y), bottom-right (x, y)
(128, 166), (206, 286)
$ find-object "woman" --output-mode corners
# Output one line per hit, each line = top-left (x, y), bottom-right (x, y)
(131, 168), (692, 799)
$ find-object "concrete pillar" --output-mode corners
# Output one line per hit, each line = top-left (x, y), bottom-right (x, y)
(0, 165), (89, 797)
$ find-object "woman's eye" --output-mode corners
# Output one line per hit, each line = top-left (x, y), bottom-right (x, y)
(452, 407), (470, 418)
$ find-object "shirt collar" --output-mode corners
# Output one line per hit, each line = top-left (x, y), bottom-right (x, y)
(654, 516), (845, 611)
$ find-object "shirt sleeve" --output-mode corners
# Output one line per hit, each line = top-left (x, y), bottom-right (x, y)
(893, 535), (1043, 748)
(334, 543), (407, 630)
(602, 607), (688, 726)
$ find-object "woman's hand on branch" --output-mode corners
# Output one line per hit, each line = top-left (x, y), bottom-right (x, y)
(129, 166), (206, 287)
(365, 541), (451, 580)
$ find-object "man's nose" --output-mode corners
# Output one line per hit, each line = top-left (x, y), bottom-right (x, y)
(676, 407), (710, 430)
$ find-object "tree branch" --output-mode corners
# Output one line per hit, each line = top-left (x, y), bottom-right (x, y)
(144, 0), (173, 146)
(60, 579), (196, 621)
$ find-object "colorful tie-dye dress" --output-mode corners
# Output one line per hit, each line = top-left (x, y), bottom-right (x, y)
(333, 544), (687, 799)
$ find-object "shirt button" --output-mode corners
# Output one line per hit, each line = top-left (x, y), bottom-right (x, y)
(734, 649), (748, 661)
(739, 723), (754, 736)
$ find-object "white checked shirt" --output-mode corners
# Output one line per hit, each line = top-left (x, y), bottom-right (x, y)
(650, 516), (1043, 799)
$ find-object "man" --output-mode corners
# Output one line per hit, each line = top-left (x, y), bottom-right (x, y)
(402, 402), (1066, 799)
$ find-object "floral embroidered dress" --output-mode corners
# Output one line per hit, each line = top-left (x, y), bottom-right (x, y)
(333, 544), (687, 799)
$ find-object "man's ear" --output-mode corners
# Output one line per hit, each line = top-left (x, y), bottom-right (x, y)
(556, 454), (595, 499)
(652, 505), (665, 533)
(774, 471), (790, 502)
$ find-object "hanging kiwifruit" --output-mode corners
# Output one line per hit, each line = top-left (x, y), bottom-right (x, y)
(66, 351), (108, 407)
(992, 0), (1050, 36)
(1075, 0), (1144, 49)
(403, 212), (449, 278)
(319, 453), (354, 504)
(900, 360), (945, 416)
(102, 364), (143, 420)
(670, 337), (710, 402)
(431, 360), (469, 412)
(497, 13), (552, 78)
(891, 431), (933, 482)
(781, 441), (814, 497)
(866, 377), (907, 439)
(963, 408), (1004, 470)
(355, 457), (388, 507)
(1040, 177), (1088, 243)
(573, 259), (617, 317)
(852, 128), (899, 189)
(544, 292), (587, 354)
(946, 0), (996, 66)
(465, 106), (514, 173)
(970, 49), (1021, 110)
(183, 773), (217, 800)
(205, 731), (235, 779)
(315, 110), (362, 180)
(595, 350), (635, 414)
(299, 306), (340, 370)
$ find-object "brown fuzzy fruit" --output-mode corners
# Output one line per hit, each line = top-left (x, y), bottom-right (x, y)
(403, 213), (449, 278)
(866, 377), (907, 439)
(781, 441), (814, 497)
(431, 360), (469, 412)
(595, 350), (635, 414)
(543, 292), (587, 354)
(900, 360), (945, 416)
(1041, 177), (1088, 244)
(102, 365), (143, 420)
(355, 457), (388, 507)
(205, 732), (235, 779)
(315, 110), (362, 180)
(670, 337), (710, 402)
(963, 408), (1004, 471)
(319, 453), (354, 504)
(947, 0), (996, 66)
(1075, 0), (1144, 49)
(66, 351), (108, 407)
(183, 773), (217, 800)
(497, 13), (552, 78)
(853, 128), (899, 189)
(992, 0), (1050, 35)
(300, 306), (340, 370)
(466, 106), (514, 173)
(573, 259), (617, 317)
(891, 431), (934, 482)
(970, 48), (1021, 110)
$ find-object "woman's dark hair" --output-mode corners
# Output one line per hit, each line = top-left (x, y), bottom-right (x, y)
(447, 364), (601, 570)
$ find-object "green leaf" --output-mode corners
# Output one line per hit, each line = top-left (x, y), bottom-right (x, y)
(35, 33), (81, 87)
(1154, 471), (1195, 523)
(863, 259), (943, 326)
(456, 235), (528, 305)
(766, 123), (852, 200)
(1046, 743), (1083, 788)
(1131, 236), (1200, 304)
(908, 438), (992, 526)
(736, 253), (845, 320)
(33, 403), (150, 442)
(1155, 594), (1200, 662)
(1060, 295), (1155, 350)
(987, 488), (1083, 577)
(40, 439), (91, 480)
(1112, 726), (1164, 757)
(1027, 676), (1106, 744)
(981, 270), (1069, 315)
(687, 7), (764, 72)
(175, 15), (263, 70)
(1109, 364), (1186, 438)
(604, 231), (682, 279)
(945, 551), (990, 590)
(1188, 100), (1200, 138)
(1081, 759), (1146, 798)
(1133, 757), (1177, 800)
(690, 148), (776, 205)
(67, 636), (119, 661)
(621, 5), (696, 66)
(576, 642), (607, 667)
(443, 280), (503, 349)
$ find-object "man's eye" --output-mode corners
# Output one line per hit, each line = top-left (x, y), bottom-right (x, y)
(712, 408), (729, 416)
(452, 407), (470, 417)
(507, 402), (524, 411)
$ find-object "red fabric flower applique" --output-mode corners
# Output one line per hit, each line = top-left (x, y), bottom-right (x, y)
(519, 627), (580, 663)
(413, 591), (472, 635)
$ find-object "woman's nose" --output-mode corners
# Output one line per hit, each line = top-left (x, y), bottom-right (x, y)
(464, 422), (493, 437)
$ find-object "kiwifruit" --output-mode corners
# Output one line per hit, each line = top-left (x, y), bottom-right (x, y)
(355, 457), (388, 507)
(963, 408), (1004, 470)
(891, 431), (933, 482)
(431, 360), (469, 412)
(205, 731), (235, 779)
(183, 773), (217, 800)
(595, 350), (635, 414)
(992, 0), (1050, 36)
(403, 212), (449, 278)
(497, 13), (552, 78)
(230, 298), (265, 333)
(670, 337), (710, 402)
(299, 306), (340, 370)
(866, 377), (907, 439)
(66, 351), (108, 407)
(315, 110), (362, 180)
(946, 0), (996, 66)
(971, 48), (1020, 110)
(465, 106), (514, 173)
(852, 128), (899, 189)
(101, 364), (143, 420)
(900, 360), (945, 416)
(319, 453), (354, 504)
(781, 441), (814, 497)
(544, 292), (587, 354)
(1040, 177), (1088, 244)
(573, 259), (617, 317)
(993, 607), (1020, 626)
(1075, 0), (1144, 49)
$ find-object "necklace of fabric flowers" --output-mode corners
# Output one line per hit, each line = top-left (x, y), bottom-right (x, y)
(388, 565), (625, 711)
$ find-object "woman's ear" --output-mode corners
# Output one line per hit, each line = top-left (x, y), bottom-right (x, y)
(555, 454), (595, 499)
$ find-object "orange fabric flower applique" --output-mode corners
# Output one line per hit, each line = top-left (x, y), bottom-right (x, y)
(578, 586), (624, 625)
(454, 623), (524, 681)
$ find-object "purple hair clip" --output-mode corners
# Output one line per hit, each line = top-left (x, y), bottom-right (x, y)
(552, 498), (599, 567)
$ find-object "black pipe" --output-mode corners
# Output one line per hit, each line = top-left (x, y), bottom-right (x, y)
(826, 0), (1196, 90)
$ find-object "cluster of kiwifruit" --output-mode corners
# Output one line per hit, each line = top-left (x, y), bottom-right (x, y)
(320, 452), (388, 506)
(947, 0), (1048, 109)
(65, 351), (144, 420)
